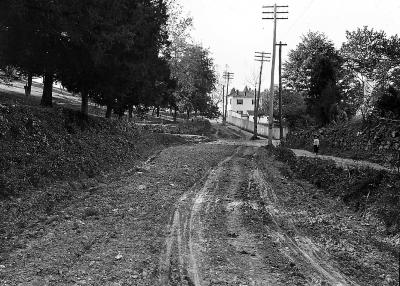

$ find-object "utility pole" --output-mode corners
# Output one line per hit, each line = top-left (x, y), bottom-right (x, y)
(221, 84), (225, 123)
(263, 4), (288, 146)
(223, 71), (234, 125)
(276, 41), (287, 141)
(254, 52), (271, 139)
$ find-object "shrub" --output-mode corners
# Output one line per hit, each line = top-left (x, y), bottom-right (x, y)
(375, 86), (400, 119)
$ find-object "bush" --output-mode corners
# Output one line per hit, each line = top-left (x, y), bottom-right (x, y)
(375, 86), (400, 119)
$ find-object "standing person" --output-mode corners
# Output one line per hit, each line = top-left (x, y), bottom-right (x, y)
(313, 135), (320, 155)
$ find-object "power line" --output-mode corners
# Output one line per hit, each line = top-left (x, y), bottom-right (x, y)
(252, 52), (271, 139)
(223, 71), (234, 124)
(276, 42), (287, 141)
(263, 4), (288, 145)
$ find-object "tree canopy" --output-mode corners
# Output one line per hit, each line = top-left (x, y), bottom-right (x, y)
(283, 31), (343, 125)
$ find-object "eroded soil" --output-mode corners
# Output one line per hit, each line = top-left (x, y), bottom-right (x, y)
(1, 132), (398, 285)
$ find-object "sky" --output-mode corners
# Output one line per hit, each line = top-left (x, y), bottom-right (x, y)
(178, 0), (400, 91)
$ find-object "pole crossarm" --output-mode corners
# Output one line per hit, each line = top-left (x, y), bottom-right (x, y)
(252, 50), (270, 139)
(255, 52), (271, 61)
(222, 70), (234, 125)
(262, 3), (288, 145)
(263, 5), (288, 8)
(262, 5), (288, 20)
(262, 11), (288, 14)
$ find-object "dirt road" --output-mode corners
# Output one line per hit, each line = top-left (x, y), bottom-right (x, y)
(1, 131), (398, 285)
(158, 143), (388, 286)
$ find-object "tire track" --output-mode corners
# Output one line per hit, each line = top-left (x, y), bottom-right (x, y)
(159, 147), (240, 285)
(160, 143), (362, 285)
(253, 167), (360, 286)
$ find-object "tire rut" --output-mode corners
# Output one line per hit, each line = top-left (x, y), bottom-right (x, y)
(160, 144), (362, 286)
(159, 146), (241, 285)
(253, 166), (360, 286)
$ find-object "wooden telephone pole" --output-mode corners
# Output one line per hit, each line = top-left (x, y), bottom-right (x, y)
(276, 41), (287, 141)
(221, 84), (225, 123)
(263, 4), (288, 145)
(253, 52), (271, 139)
(223, 71), (234, 124)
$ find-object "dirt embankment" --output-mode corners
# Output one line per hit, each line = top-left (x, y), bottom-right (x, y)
(271, 146), (400, 236)
(0, 103), (189, 199)
(0, 101), (217, 271)
(256, 148), (399, 286)
(285, 119), (400, 168)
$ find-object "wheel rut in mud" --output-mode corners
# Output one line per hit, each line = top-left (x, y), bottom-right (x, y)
(160, 144), (359, 286)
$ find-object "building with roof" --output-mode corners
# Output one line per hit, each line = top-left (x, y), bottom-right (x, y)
(227, 87), (268, 116)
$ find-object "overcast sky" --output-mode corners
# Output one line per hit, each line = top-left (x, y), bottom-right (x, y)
(178, 0), (400, 91)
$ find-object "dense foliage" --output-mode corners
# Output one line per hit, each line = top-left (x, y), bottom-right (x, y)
(0, 0), (219, 119)
(283, 28), (400, 126)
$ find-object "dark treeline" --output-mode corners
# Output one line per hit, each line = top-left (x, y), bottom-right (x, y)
(282, 27), (400, 127)
(0, 0), (219, 120)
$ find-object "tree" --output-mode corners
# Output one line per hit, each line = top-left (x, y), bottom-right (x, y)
(375, 86), (400, 119)
(283, 31), (343, 125)
(340, 26), (388, 118)
(1, 0), (171, 115)
(284, 32), (340, 92)
(308, 54), (342, 124)
(171, 44), (217, 119)
(262, 89), (309, 129)
(341, 27), (400, 119)
(58, 0), (170, 118)
(0, 0), (67, 106)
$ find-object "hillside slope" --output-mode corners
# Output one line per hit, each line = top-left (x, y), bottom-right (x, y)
(286, 119), (400, 168)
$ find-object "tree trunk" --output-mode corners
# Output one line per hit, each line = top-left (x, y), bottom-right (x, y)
(81, 89), (89, 117)
(128, 105), (133, 121)
(105, 105), (112, 118)
(187, 110), (190, 120)
(25, 73), (32, 96)
(173, 108), (177, 122)
(40, 73), (53, 107)
(156, 106), (160, 117)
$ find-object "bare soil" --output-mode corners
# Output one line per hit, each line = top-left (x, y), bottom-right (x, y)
(0, 83), (398, 285)
(1, 134), (398, 285)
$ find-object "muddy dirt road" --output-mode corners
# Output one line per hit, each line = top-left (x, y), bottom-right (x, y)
(1, 132), (398, 285)
(159, 143), (394, 286)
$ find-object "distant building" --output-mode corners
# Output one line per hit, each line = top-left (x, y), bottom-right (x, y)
(227, 87), (268, 116)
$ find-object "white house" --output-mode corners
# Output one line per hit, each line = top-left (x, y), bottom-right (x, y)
(227, 87), (267, 116)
